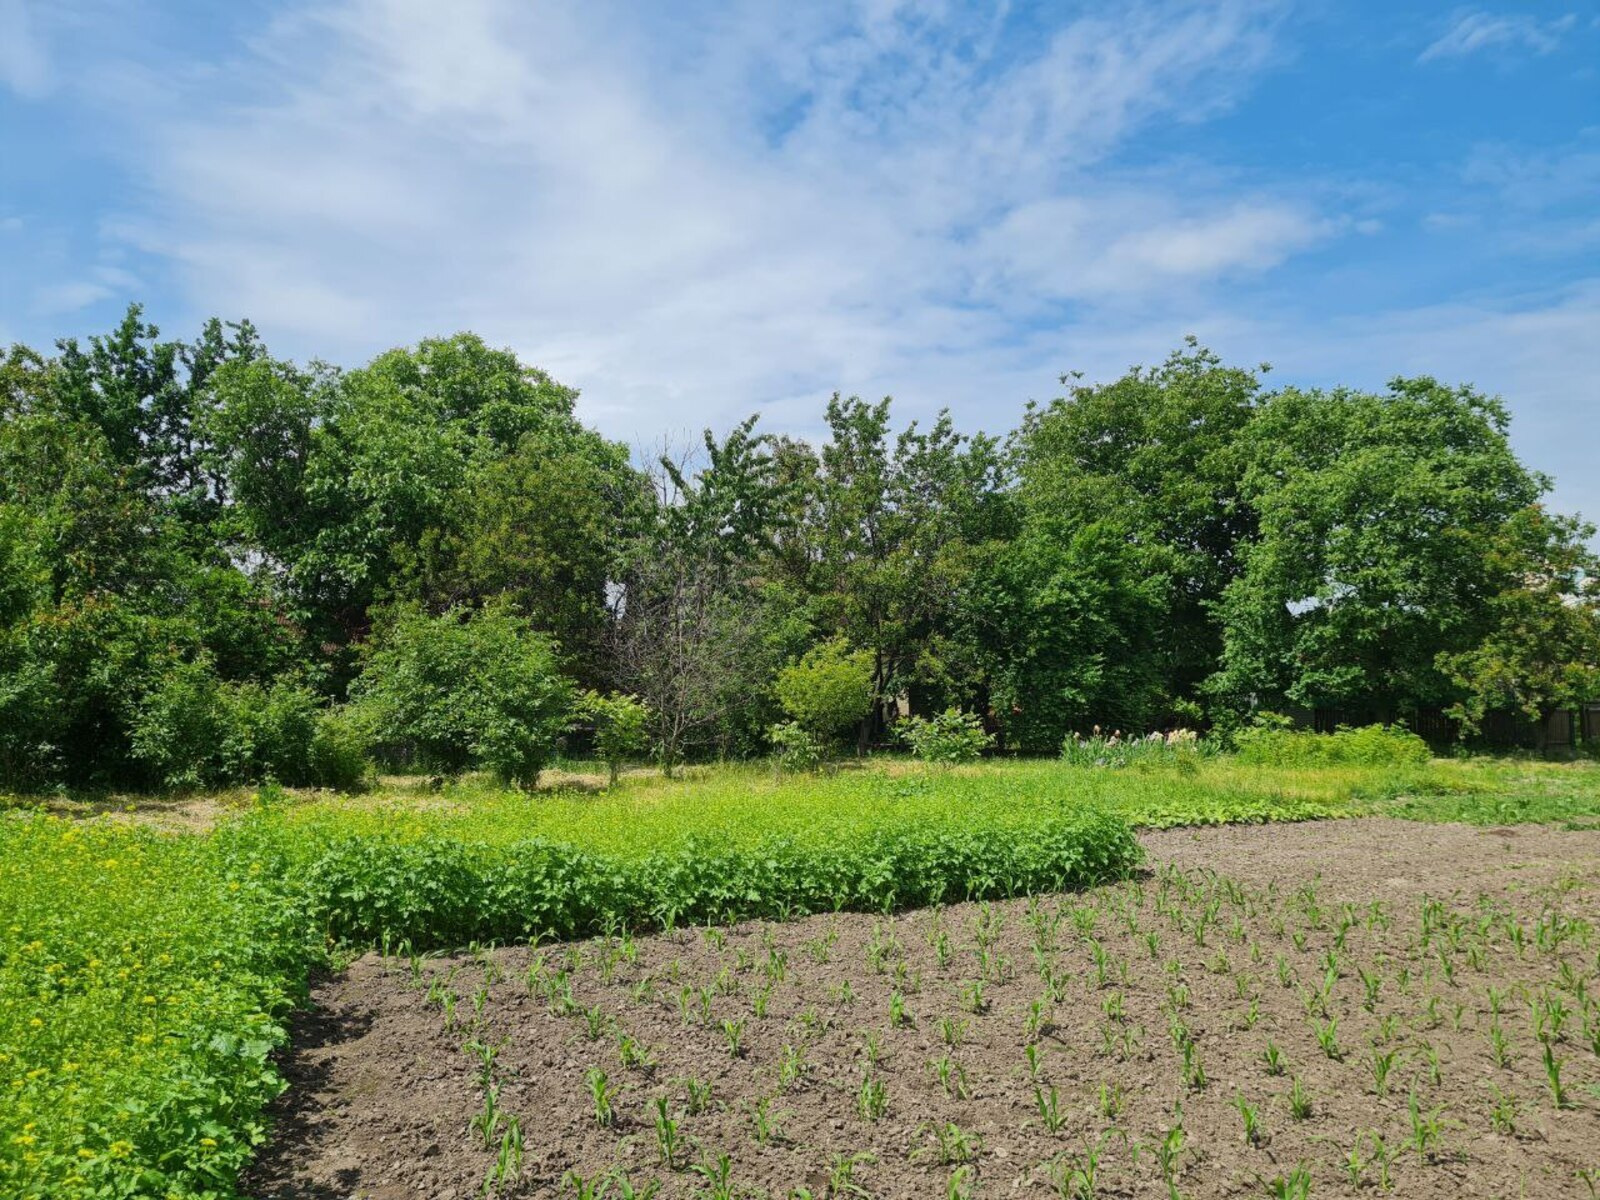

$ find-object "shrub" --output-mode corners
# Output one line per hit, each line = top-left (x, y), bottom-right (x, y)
(1234, 722), (1431, 766)
(351, 602), (575, 787)
(307, 707), (373, 791)
(1061, 727), (1203, 769)
(774, 637), (874, 744)
(768, 720), (824, 774)
(130, 662), (366, 790)
(898, 708), (993, 764)
(578, 691), (653, 784)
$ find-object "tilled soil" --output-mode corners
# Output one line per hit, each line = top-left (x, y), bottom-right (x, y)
(245, 819), (1600, 1199)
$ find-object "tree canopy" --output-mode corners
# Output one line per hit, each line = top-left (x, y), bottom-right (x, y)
(1, 304), (1593, 789)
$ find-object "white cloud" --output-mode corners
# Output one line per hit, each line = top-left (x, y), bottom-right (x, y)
(0, 0), (50, 97)
(1420, 9), (1577, 62)
(88, 0), (1319, 443)
(30, 265), (139, 316)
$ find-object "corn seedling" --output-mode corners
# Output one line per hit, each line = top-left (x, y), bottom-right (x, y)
(689, 1152), (735, 1200)
(1542, 1039), (1570, 1108)
(1035, 1083), (1067, 1132)
(1406, 1089), (1447, 1161)
(857, 1072), (887, 1121)
(930, 1053), (972, 1099)
(1233, 1093), (1263, 1145)
(919, 1120), (982, 1165)
(1287, 1076), (1312, 1121)
(652, 1096), (683, 1169)
(1263, 1162), (1312, 1200)
(587, 1066), (617, 1127)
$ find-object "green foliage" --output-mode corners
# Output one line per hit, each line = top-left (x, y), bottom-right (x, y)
(774, 637), (875, 741)
(768, 720), (824, 773)
(0, 813), (312, 1200)
(1004, 340), (1260, 734)
(897, 708), (994, 764)
(5, 304), (1598, 793)
(127, 660), (369, 791)
(352, 603), (575, 786)
(1235, 722), (1431, 767)
(578, 692), (653, 784)
(1438, 508), (1600, 739)
(1209, 377), (1546, 715)
(1060, 728), (1204, 769)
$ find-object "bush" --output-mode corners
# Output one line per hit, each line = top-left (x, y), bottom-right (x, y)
(1061, 727), (1203, 769)
(351, 602), (575, 787)
(768, 720), (824, 773)
(129, 661), (366, 790)
(578, 691), (652, 784)
(774, 637), (874, 744)
(897, 708), (993, 764)
(1234, 721), (1431, 766)
(307, 707), (373, 791)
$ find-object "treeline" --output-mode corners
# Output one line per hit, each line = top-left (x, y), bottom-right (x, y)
(2, 306), (1596, 790)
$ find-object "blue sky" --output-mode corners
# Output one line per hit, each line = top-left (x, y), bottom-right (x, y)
(2, 1), (1598, 521)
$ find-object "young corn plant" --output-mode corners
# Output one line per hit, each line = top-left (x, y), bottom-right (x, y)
(930, 1053), (973, 1099)
(1263, 1163), (1312, 1200)
(1542, 1039), (1571, 1109)
(1098, 1080), (1124, 1120)
(482, 1113), (526, 1197)
(1034, 1084), (1067, 1132)
(689, 1153), (735, 1200)
(652, 1097), (683, 1170)
(1233, 1093), (1263, 1146)
(919, 1120), (982, 1166)
(1406, 1089), (1448, 1161)
(1262, 1040), (1286, 1076)
(746, 1095), (786, 1145)
(587, 1067), (617, 1127)
(857, 1072), (888, 1121)
(1287, 1076), (1313, 1121)
(1052, 1137), (1106, 1200)
(1369, 1046), (1397, 1097)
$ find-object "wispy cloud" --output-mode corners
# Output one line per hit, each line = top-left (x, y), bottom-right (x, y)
(89, 0), (1317, 437)
(0, 0), (51, 97)
(1419, 9), (1577, 62)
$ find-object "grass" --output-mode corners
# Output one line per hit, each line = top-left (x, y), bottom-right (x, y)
(2, 750), (1598, 1198)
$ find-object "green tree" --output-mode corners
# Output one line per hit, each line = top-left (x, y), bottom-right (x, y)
(1439, 508), (1600, 747)
(610, 420), (801, 771)
(1012, 340), (1261, 712)
(351, 603), (575, 786)
(778, 397), (1010, 745)
(579, 691), (653, 785)
(1209, 377), (1545, 717)
(774, 637), (875, 745)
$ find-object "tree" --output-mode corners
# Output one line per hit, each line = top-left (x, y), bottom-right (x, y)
(773, 637), (875, 746)
(777, 396), (1010, 746)
(1439, 508), (1600, 747)
(1014, 340), (1262, 709)
(579, 691), (652, 785)
(351, 603), (575, 786)
(608, 422), (798, 772)
(977, 522), (1167, 751)
(1208, 377), (1546, 718)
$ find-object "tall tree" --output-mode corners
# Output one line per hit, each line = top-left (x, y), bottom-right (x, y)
(1209, 377), (1546, 716)
(1012, 339), (1262, 710)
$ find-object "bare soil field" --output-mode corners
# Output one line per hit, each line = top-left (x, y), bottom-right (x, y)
(245, 819), (1600, 1199)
